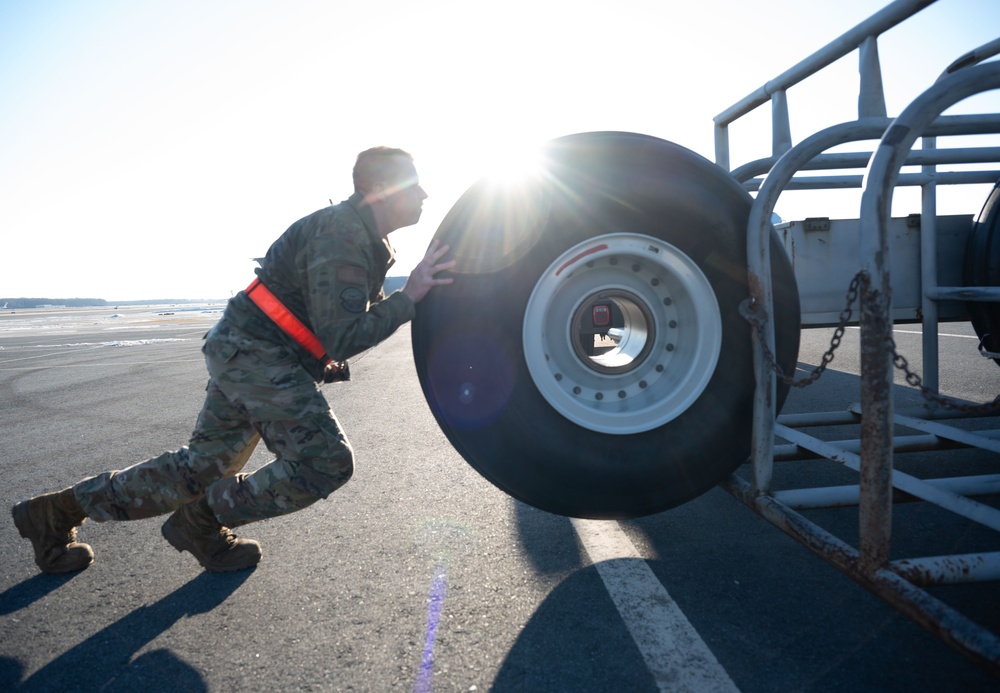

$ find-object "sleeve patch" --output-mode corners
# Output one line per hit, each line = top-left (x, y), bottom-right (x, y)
(337, 264), (368, 286)
(340, 286), (368, 313)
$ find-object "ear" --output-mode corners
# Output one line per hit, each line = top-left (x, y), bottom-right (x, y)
(362, 182), (386, 206)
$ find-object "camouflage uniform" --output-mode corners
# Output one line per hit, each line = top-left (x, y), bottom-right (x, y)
(74, 193), (415, 527)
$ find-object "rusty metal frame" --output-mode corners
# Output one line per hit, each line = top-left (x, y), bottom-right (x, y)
(712, 0), (1000, 674)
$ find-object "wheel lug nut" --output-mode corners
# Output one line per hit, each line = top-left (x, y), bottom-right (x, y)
(595, 392), (604, 400)
(618, 390), (627, 398)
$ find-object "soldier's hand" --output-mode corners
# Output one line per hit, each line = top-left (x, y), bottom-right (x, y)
(402, 239), (456, 304)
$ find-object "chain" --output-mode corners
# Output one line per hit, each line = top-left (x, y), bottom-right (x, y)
(886, 336), (1000, 413)
(744, 270), (865, 388)
(744, 269), (1000, 413)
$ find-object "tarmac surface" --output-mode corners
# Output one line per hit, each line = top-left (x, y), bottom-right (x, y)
(1, 304), (998, 691)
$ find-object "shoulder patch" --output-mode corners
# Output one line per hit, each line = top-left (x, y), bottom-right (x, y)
(340, 286), (367, 313)
(337, 264), (368, 285)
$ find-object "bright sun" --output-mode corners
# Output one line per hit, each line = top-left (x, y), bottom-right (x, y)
(481, 141), (546, 187)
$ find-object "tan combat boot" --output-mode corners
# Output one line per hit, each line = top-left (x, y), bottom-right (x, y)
(161, 496), (262, 572)
(12, 487), (94, 574)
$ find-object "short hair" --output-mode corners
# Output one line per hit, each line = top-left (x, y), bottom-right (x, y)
(353, 147), (414, 194)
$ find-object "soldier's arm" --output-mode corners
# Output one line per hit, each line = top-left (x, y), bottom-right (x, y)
(305, 233), (415, 362)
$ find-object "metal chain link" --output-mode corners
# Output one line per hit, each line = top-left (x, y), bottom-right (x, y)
(744, 269), (1000, 413)
(886, 336), (1000, 413)
(744, 270), (865, 388)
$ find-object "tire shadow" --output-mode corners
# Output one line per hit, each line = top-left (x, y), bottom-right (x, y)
(514, 500), (583, 574)
(491, 564), (658, 692)
(2, 570), (252, 692)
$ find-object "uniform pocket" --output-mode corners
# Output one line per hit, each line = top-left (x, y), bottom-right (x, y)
(203, 337), (240, 363)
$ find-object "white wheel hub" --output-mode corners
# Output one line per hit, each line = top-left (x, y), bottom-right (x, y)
(523, 233), (723, 434)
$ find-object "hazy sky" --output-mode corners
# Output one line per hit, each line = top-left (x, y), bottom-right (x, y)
(2, 0), (998, 300)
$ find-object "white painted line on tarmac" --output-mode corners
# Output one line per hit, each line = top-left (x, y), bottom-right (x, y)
(571, 518), (740, 693)
(845, 326), (977, 339)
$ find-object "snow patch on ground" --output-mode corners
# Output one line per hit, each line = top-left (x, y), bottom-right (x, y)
(44, 339), (190, 348)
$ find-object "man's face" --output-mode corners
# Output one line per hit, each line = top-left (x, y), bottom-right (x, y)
(379, 157), (427, 232)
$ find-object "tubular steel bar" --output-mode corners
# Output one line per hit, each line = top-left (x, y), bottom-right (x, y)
(891, 552), (1000, 585)
(738, 62), (1000, 672)
(858, 62), (1000, 579)
(734, 143), (1000, 184)
(713, 0), (937, 169)
(772, 475), (1000, 511)
(731, 115), (1000, 184)
(722, 473), (1000, 670)
(746, 117), (894, 497)
(775, 422), (1000, 533)
(724, 0), (1000, 672)
(921, 136), (941, 394)
(776, 435), (967, 462)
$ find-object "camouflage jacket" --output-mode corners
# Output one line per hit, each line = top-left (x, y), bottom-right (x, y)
(220, 193), (416, 381)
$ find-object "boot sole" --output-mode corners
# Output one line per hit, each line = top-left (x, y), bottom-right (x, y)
(161, 520), (261, 573)
(12, 502), (94, 574)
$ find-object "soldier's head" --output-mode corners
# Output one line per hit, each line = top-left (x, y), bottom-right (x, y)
(354, 147), (427, 235)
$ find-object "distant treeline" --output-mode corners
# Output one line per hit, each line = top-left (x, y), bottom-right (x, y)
(383, 276), (406, 293)
(0, 297), (223, 309)
(1, 279), (408, 310)
(1, 298), (109, 309)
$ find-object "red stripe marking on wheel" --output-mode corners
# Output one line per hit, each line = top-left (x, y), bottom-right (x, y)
(555, 244), (609, 276)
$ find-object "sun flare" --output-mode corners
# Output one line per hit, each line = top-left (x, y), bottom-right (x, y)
(481, 142), (546, 187)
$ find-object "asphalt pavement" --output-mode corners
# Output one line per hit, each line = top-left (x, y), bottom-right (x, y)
(1, 305), (998, 691)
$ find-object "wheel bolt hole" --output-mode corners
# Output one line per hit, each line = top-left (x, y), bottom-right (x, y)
(656, 364), (664, 372)
(669, 320), (677, 328)
(573, 386), (581, 395)
(666, 343), (675, 352)
(639, 380), (648, 389)
(555, 373), (563, 381)
(663, 297), (672, 306)
(618, 390), (627, 398)
(595, 392), (604, 400)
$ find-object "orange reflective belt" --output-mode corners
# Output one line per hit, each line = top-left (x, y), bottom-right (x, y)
(244, 278), (331, 366)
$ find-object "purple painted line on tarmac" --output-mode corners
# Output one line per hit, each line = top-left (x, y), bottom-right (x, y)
(414, 564), (448, 693)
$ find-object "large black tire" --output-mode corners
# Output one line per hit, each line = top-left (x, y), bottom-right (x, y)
(413, 132), (800, 519)
(964, 179), (1000, 365)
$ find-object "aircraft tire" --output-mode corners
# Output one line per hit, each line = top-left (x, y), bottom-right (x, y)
(964, 179), (1000, 366)
(412, 131), (800, 518)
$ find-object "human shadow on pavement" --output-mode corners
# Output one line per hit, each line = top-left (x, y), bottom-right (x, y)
(2, 570), (252, 692)
(0, 572), (79, 616)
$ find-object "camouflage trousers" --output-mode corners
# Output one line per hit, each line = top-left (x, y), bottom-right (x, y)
(74, 321), (354, 527)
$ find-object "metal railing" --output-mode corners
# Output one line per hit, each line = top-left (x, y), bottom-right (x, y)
(712, 0), (1000, 673)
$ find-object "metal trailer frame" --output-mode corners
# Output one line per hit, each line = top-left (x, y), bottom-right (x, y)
(712, 0), (1000, 673)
